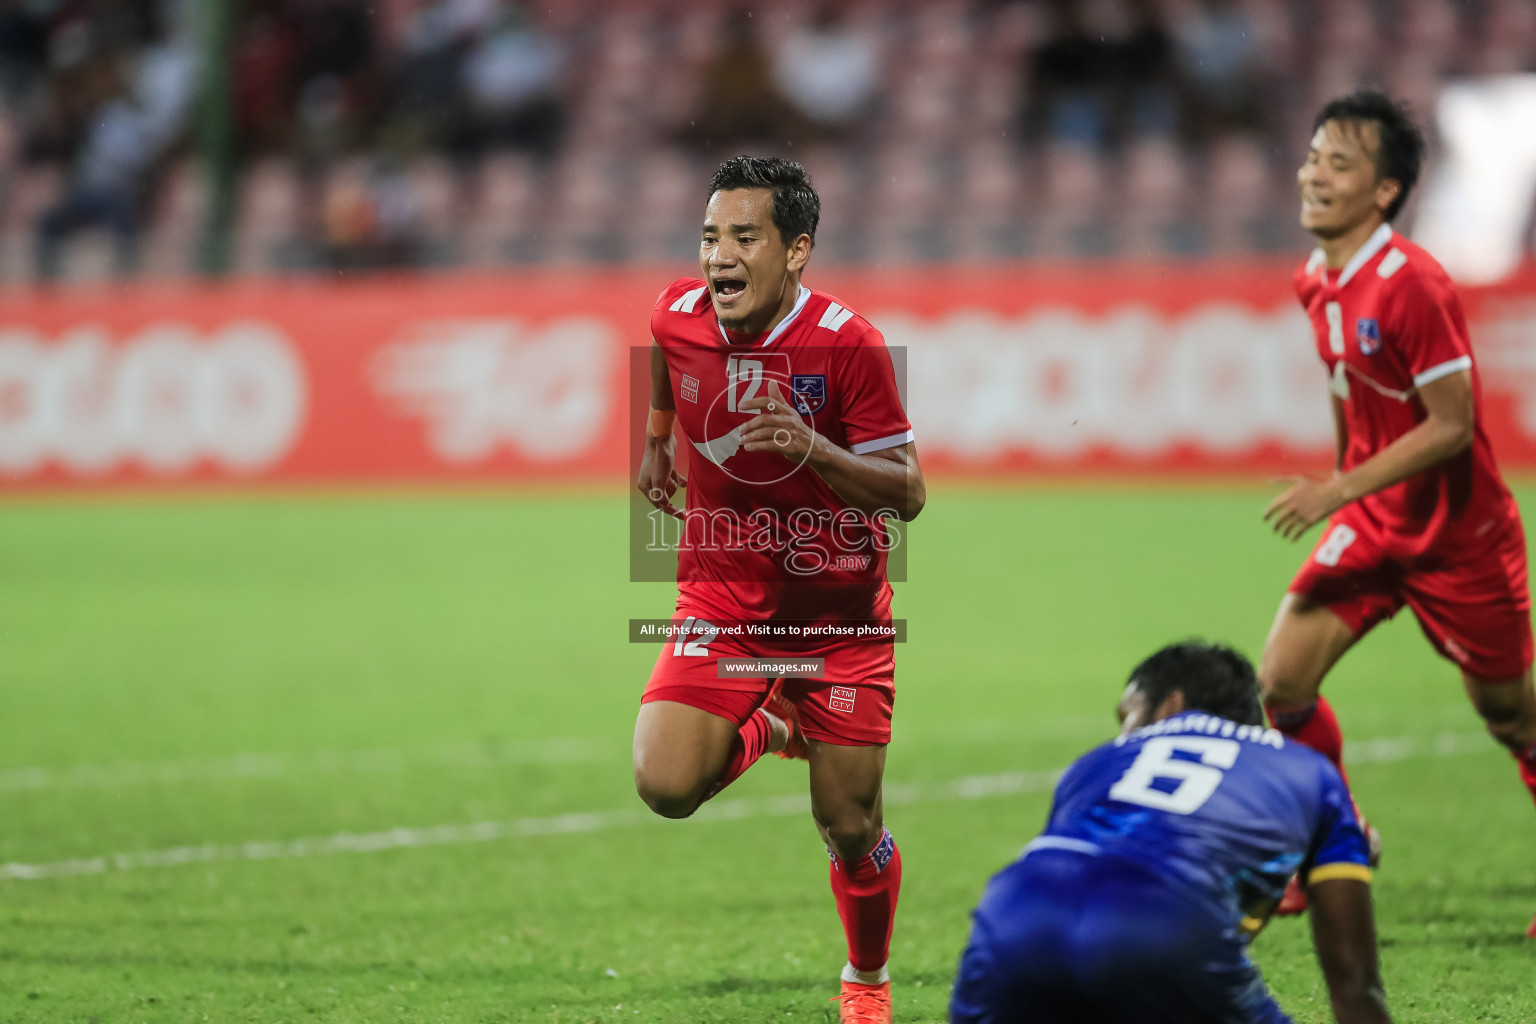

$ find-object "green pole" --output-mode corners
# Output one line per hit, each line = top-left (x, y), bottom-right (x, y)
(197, 0), (235, 277)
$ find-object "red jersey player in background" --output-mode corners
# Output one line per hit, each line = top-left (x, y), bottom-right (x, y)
(1261, 91), (1536, 932)
(634, 156), (925, 1022)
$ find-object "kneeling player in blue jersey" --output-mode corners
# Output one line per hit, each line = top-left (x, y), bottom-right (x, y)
(950, 642), (1390, 1024)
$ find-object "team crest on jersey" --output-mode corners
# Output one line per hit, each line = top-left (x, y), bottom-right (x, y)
(681, 374), (699, 403)
(1356, 318), (1381, 356)
(791, 374), (826, 414)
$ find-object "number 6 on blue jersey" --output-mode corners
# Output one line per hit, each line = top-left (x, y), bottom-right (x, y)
(1109, 736), (1241, 815)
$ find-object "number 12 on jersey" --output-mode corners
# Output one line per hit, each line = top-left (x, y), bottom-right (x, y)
(726, 356), (764, 413)
(1109, 736), (1241, 815)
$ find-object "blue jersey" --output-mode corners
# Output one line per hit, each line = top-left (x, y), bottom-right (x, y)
(951, 712), (1374, 1023)
(1035, 711), (1372, 933)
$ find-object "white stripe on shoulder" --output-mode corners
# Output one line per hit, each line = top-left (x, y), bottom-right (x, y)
(1338, 223), (1394, 287)
(849, 430), (915, 455)
(1413, 355), (1473, 388)
(817, 302), (858, 332)
(1377, 249), (1408, 279)
(669, 286), (708, 313)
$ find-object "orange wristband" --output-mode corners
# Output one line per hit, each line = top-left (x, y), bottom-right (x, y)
(647, 408), (677, 438)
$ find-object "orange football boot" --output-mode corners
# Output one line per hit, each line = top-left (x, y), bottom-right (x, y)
(831, 979), (892, 1024)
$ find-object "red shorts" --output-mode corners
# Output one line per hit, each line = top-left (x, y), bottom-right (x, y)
(1289, 505), (1533, 681)
(641, 612), (896, 746)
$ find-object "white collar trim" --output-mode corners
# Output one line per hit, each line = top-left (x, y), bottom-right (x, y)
(717, 284), (811, 348)
(1337, 223), (1395, 287)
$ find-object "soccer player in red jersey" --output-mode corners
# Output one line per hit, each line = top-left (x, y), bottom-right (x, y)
(1261, 91), (1536, 932)
(634, 156), (925, 1021)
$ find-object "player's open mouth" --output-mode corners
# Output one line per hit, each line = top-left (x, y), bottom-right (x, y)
(712, 279), (747, 302)
(1302, 196), (1332, 213)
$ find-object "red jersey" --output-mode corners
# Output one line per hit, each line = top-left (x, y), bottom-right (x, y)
(652, 278), (914, 628)
(1294, 224), (1519, 555)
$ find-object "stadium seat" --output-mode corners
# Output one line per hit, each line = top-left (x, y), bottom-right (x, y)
(1206, 134), (1284, 255)
(0, 163), (62, 283)
(57, 230), (117, 283)
(889, 67), (959, 143)
(1400, 0), (1465, 60)
(545, 150), (625, 264)
(1118, 137), (1197, 257)
(1317, 1), (1381, 55)
(951, 141), (1027, 260)
(405, 154), (465, 267)
(464, 152), (539, 266)
(909, 2), (973, 65)
(140, 160), (206, 279)
(1384, 55), (1447, 135)
(0, 101), (19, 184)
(5, 0), (1523, 275)
(1036, 142), (1111, 258)
(232, 158), (306, 274)
(866, 144), (945, 264)
(627, 149), (703, 266)
(1479, 0), (1536, 74)
(963, 63), (1025, 141)
(801, 148), (863, 263)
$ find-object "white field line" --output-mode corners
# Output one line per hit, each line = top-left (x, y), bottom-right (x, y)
(0, 730), (1495, 883)
(0, 738), (611, 793)
(0, 712), (1131, 794)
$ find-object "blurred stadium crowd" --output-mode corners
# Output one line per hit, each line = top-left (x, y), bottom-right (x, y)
(1, 0), (1533, 283)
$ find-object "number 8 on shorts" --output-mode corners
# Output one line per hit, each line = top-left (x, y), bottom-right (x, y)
(1314, 524), (1358, 567)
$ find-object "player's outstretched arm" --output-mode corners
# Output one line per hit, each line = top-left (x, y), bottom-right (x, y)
(637, 340), (686, 518)
(1307, 878), (1392, 1024)
(739, 380), (925, 520)
(1265, 370), (1473, 540)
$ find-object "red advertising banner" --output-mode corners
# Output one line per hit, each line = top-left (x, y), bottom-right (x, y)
(2, 265), (1535, 490)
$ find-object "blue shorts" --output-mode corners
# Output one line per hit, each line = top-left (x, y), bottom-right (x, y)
(950, 849), (1290, 1024)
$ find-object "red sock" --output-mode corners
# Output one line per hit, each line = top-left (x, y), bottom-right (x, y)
(1267, 695), (1350, 786)
(704, 710), (772, 801)
(829, 829), (901, 974)
(1513, 744), (1536, 807)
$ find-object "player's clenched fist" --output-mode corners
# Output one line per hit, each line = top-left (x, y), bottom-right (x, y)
(637, 433), (686, 518)
(739, 380), (818, 462)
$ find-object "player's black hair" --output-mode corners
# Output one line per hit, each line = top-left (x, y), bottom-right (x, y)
(707, 155), (820, 248)
(1126, 641), (1264, 727)
(1314, 90), (1426, 221)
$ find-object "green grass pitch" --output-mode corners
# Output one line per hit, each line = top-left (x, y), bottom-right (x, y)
(2, 485), (1534, 1023)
